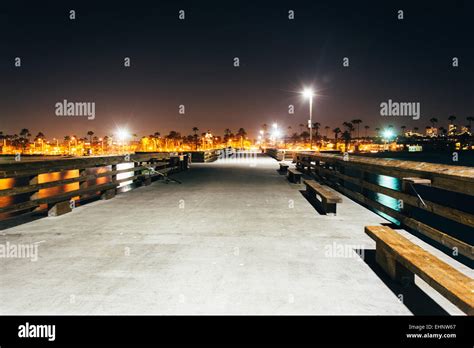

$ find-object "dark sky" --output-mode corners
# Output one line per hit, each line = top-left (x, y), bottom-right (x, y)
(1, 0), (473, 139)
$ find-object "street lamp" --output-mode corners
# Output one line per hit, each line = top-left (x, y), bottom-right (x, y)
(115, 128), (130, 154)
(271, 123), (281, 144)
(302, 88), (315, 149)
(382, 129), (394, 140)
(382, 129), (394, 151)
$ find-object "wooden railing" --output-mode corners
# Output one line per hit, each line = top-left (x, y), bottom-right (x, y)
(188, 150), (220, 162)
(0, 153), (188, 220)
(296, 152), (474, 261)
(265, 148), (339, 161)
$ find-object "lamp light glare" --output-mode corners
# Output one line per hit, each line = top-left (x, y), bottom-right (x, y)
(382, 129), (394, 139)
(302, 88), (314, 99)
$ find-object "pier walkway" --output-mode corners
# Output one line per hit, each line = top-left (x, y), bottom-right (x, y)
(1, 155), (470, 314)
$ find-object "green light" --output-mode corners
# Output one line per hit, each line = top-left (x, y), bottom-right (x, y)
(382, 129), (394, 139)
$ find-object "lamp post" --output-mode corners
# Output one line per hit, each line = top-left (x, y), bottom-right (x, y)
(382, 129), (394, 151)
(272, 123), (280, 146)
(302, 88), (315, 149)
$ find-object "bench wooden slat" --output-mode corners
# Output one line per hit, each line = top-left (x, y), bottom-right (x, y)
(303, 179), (342, 203)
(365, 225), (474, 315)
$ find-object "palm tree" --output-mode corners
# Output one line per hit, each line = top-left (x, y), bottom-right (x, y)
(342, 122), (355, 137)
(324, 126), (330, 138)
(19, 128), (31, 151)
(237, 128), (247, 148)
(400, 125), (406, 135)
(151, 132), (161, 149)
(342, 130), (351, 151)
(429, 118), (438, 128)
(166, 131), (181, 149)
(413, 127), (419, 133)
(87, 131), (94, 144)
(364, 125), (370, 138)
(64, 135), (71, 153)
(448, 115), (456, 124)
(299, 123), (305, 133)
(192, 127), (199, 150)
(224, 128), (232, 145)
(466, 116), (474, 129)
(333, 127), (341, 146)
(351, 119), (363, 138)
(291, 132), (299, 145)
(20, 128), (30, 137)
(34, 132), (45, 152)
(301, 131), (310, 144)
(312, 122), (321, 143)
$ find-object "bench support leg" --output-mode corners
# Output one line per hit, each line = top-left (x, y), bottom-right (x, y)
(375, 242), (414, 287)
(101, 189), (116, 200)
(288, 174), (301, 184)
(48, 201), (72, 217)
(141, 176), (152, 186)
(322, 201), (337, 215)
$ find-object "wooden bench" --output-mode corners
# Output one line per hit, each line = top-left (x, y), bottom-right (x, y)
(303, 179), (342, 215)
(365, 225), (474, 315)
(279, 163), (289, 173)
(287, 168), (302, 183)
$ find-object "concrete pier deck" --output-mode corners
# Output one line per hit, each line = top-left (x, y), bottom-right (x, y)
(0, 155), (469, 315)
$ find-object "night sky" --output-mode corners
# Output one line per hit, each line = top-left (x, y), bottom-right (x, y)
(1, 0), (473, 139)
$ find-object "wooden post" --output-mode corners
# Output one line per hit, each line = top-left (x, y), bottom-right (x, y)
(375, 241), (414, 286)
(133, 161), (140, 185)
(29, 175), (39, 201)
(79, 169), (87, 189)
(111, 164), (117, 184)
(360, 170), (367, 196)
